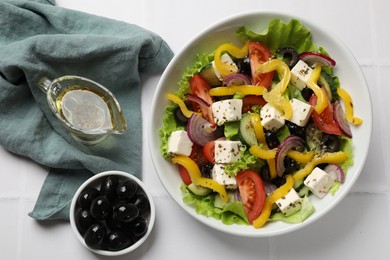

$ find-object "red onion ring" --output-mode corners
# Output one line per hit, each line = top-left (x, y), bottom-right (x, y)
(222, 73), (252, 86)
(324, 164), (345, 183)
(187, 114), (223, 146)
(275, 136), (305, 177)
(333, 100), (352, 138)
(299, 52), (336, 67)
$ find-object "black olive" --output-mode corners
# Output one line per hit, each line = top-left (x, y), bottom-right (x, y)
(84, 223), (106, 249)
(113, 201), (139, 223)
(173, 106), (188, 126)
(126, 217), (148, 238)
(200, 163), (213, 178)
(285, 121), (306, 139)
(116, 179), (138, 200)
(132, 193), (150, 216)
(237, 57), (251, 76)
(265, 130), (280, 149)
(301, 86), (314, 102)
(77, 188), (100, 209)
(283, 157), (300, 174)
(75, 209), (94, 236)
(276, 47), (299, 68)
(102, 231), (133, 251)
(90, 195), (111, 220)
(259, 164), (271, 181)
(273, 176), (287, 187)
(100, 176), (119, 200)
(321, 134), (340, 153)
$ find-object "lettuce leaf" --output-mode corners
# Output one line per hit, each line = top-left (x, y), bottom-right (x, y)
(180, 184), (249, 225)
(269, 196), (315, 224)
(235, 18), (317, 53)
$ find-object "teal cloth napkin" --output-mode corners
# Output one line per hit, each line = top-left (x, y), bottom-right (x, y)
(0, 0), (174, 220)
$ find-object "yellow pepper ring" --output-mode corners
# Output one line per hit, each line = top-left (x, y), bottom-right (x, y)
(166, 93), (201, 118)
(249, 145), (276, 160)
(267, 159), (277, 179)
(256, 59), (293, 119)
(252, 175), (294, 228)
(250, 114), (266, 145)
(287, 150), (315, 163)
(171, 155), (228, 202)
(214, 42), (249, 77)
(292, 151), (348, 181)
(337, 88), (363, 126)
(209, 85), (265, 96)
(307, 65), (327, 114)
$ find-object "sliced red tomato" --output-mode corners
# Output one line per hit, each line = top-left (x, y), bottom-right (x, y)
(189, 75), (215, 124)
(248, 42), (274, 88)
(242, 95), (267, 113)
(178, 165), (192, 185)
(309, 90), (342, 135)
(236, 170), (266, 224)
(203, 141), (215, 164)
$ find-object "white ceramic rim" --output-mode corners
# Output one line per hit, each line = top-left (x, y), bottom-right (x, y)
(149, 10), (372, 237)
(69, 170), (156, 256)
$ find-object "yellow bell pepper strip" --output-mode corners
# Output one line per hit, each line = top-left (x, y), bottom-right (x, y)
(287, 150), (315, 163)
(252, 174), (294, 228)
(249, 145), (276, 160)
(167, 93), (201, 118)
(249, 113), (277, 178)
(267, 159), (277, 179)
(307, 65), (327, 114)
(214, 42), (249, 77)
(250, 113), (266, 145)
(256, 59), (293, 119)
(337, 88), (363, 126)
(292, 151), (348, 181)
(171, 155), (228, 202)
(209, 85), (265, 96)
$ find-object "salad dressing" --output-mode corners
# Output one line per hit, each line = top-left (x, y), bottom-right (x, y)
(56, 86), (114, 132)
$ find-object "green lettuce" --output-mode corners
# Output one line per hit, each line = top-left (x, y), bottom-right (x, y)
(269, 196), (315, 224)
(180, 184), (249, 225)
(235, 18), (317, 53)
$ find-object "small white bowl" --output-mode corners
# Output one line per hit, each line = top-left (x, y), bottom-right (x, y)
(70, 171), (155, 256)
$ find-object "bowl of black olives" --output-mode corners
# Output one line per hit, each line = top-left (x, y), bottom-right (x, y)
(70, 171), (155, 256)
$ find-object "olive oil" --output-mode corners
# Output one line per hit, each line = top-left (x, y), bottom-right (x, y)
(55, 86), (114, 132)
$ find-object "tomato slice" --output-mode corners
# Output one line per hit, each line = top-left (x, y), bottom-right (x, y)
(203, 141), (215, 164)
(189, 75), (215, 124)
(242, 95), (267, 113)
(236, 170), (266, 224)
(309, 90), (342, 135)
(178, 165), (192, 185)
(248, 42), (274, 88)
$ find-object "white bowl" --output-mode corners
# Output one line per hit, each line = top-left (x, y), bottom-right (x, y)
(70, 171), (155, 256)
(149, 11), (372, 237)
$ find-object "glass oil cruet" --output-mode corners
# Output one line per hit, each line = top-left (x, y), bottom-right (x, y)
(38, 75), (127, 145)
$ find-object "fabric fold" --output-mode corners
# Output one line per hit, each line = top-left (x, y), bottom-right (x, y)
(0, 0), (174, 220)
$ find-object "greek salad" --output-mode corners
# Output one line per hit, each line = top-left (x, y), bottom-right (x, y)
(159, 19), (362, 228)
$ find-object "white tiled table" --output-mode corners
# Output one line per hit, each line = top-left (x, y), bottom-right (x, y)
(1, 0), (389, 259)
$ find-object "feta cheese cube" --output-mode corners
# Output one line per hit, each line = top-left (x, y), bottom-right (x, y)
(260, 103), (285, 131)
(211, 53), (238, 80)
(167, 130), (193, 156)
(275, 188), (302, 216)
(212, 99), (243, 126)
(304, 167), (335, 198)
(211, 164), (237, 189)
(214, 140), (242, 163)
(288, 98), (313, 127)
(290, 60), (313, 90)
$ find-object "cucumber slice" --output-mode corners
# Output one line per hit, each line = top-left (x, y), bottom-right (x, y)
(199, 66), (221, 87)
(239, 113), (258, 146)
(187, 183), (212, 196)
(214, 192), (235, 209)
